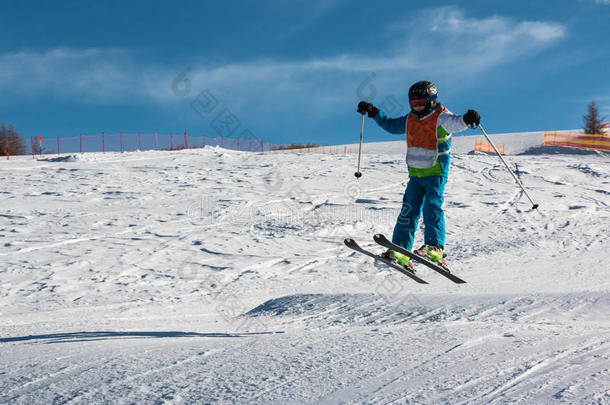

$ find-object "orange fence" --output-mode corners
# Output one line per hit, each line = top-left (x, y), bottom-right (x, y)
(474, 140), (506, 154)
(2, 132), (266, 160)
(542, 132), (610, 152)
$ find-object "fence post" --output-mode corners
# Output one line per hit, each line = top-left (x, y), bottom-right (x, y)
(170, 133), (174, 150)
(57, 136), (60, 155)
(155, 133), (158, 151)
(184, 132), (188, 149)
(138, 133), (142, 151)
(203, 135), (206, 148)
(5, 137), (9, 160)
(221, 136), (224, 148)
(261, 138), (264, 152)
(31, 137), (35, 159)
(120, 133), (124, 153)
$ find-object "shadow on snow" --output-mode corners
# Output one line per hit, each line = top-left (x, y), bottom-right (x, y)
(1, 330), (283, 344)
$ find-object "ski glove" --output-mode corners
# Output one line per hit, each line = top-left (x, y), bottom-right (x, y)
(357, 101), (379, 118)
(463, 110), (480, 128)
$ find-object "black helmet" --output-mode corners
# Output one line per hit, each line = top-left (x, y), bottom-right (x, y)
(408, 80), (438, 117)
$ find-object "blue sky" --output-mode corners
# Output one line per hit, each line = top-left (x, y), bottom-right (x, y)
(1, 0), (609, 146)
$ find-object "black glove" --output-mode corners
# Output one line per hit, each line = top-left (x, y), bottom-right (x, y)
(463, 109), (480, 128)
(357, 101), (379, 118)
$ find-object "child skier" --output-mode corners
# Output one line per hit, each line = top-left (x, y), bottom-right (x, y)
(357, 80), (480, 270)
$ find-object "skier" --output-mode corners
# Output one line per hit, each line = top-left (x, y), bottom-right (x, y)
(357, 80), (480, 270)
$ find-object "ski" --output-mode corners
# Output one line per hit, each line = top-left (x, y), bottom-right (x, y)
(373, 234), (466, 284)
(344, 238), (428, 284)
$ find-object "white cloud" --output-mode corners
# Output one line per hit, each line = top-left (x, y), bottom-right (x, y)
(0, 7), (566, 114)
(0, 47), (164, 102)
(388, 7), (566, 77)
(577, 0), (610, 5)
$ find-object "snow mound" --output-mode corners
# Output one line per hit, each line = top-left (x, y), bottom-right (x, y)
(518, 145), (606, 155)
(37, 154), (79, 162)
(244, 292), (610, 327)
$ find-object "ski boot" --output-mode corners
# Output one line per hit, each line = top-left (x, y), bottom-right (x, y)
(414, 245), (448, 268)
(381, 249), (414, 271)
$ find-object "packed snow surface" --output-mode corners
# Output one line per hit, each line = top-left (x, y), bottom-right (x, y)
(1, 140), (609, 404)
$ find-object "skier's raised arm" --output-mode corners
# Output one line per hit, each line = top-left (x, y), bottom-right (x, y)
(438, 109), (481, 134)
(357, 101), (406, 135)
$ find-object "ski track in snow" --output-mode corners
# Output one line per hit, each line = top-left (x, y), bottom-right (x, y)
(1, 146), (609, 404)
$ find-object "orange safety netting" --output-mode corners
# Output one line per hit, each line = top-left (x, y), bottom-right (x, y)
(2, 132), (266, 160)
(474, 140), (505, 154)
(542, 132), (610, 152)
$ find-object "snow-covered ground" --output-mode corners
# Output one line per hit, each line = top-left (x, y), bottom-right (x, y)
(1, 139), (609, 404)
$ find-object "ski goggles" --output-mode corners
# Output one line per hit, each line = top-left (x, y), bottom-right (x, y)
(409, 94), (437, 107)
(409, 98), (428, 107)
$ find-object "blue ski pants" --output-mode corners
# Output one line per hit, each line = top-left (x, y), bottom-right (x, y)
(392, 175), (447, 251)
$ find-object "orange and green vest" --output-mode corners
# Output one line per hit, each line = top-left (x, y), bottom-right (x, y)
(406, 107), (451, 178)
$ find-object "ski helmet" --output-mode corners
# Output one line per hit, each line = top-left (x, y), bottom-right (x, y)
(408, 80), (438, 117)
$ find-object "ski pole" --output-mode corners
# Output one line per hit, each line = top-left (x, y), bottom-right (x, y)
(355, 113), (364, 178)
(477, 124), (539, 211)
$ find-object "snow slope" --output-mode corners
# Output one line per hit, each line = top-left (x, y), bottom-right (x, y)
(1, 140), (609, 404)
